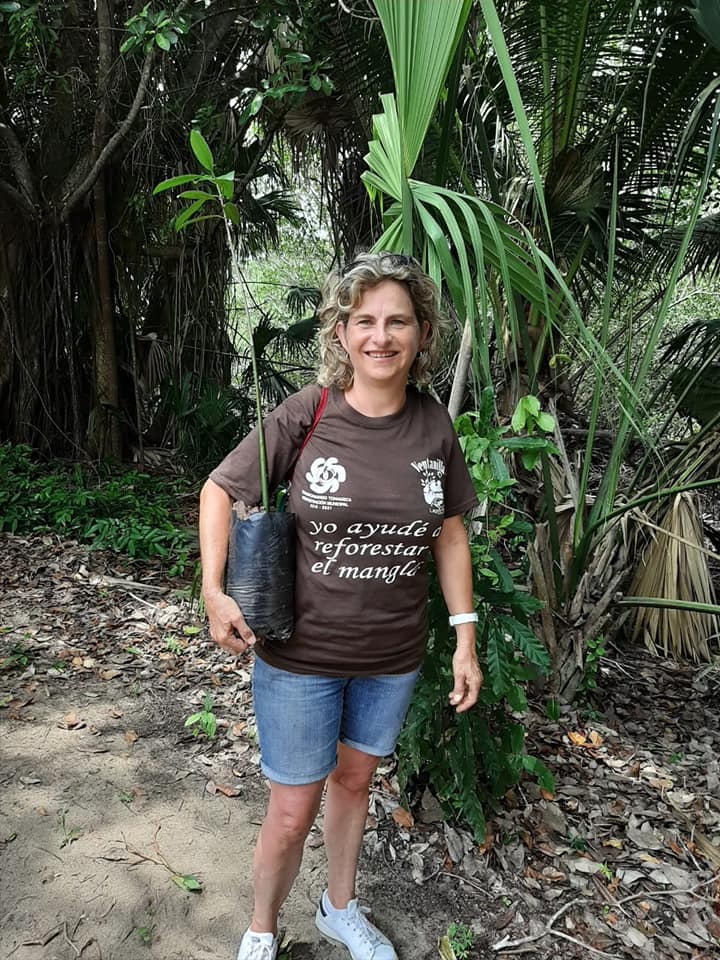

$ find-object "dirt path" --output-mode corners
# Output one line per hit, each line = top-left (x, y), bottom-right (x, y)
(1, 533), (719, 960)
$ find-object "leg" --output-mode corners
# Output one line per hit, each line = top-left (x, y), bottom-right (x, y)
(323, 742), (379, 909)
(323, 668), (420, 909)
(250, 778), (325, 934)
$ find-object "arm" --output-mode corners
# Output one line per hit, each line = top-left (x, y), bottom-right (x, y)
(431, 514), (483, 713)
(199, 478), (257, 654)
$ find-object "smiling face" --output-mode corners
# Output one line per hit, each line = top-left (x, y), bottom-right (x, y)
(335, 279), (430, 391)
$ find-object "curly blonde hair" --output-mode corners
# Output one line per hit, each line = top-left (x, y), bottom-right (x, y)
(317, 252), (445, 389)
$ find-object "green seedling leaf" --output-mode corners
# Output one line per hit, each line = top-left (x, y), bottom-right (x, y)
(218, 173), (235, 200)
(224, 202), (240, 226)
(178, 190), (215, 201)
(190, 129), (214, 172)
(185, 712), (202, 727)
(536, 412), (555, 433)
(309, 74), (322, 91)
(155, 32), (171, 50)
(510, 404), (526, 433)
(153, 174), (202, 194)
(174, 198), (207, 231)
(522, 755), (555, 794)
(183, 626), (201, 635)
(172, 873), (203, 892)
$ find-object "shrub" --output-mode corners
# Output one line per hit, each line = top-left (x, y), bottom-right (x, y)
(397, 390), (555, 839)
(0, 444), (194, 574)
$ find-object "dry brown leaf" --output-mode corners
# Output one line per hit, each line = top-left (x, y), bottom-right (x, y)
(215, 783), (241, 798)
(391, 807), (414, 829)
(124, 729), (138, 744)
(100, 669), (121, 680)
(37, 807), (48, 816)
(540, 788), (555, 800)
(602, 838), (624, 849)
(568, 731), (587, 745)
(588, 730), (604, 746)
(59, 712), (84, 729)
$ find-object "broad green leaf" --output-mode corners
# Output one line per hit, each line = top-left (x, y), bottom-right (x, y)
(153, 174), (202, 194)
(217, 171), (235, 200)
(190, 129), (214, 173)
(536, 412), (555, 433)
(171, 874), (203, 892)
(178, 190), (215, 201)
(174, 198), (207, 231)
(522, 755), (555, 794)
(155, 32), (171, 51)
(224, 202), (240, 226)
(374, 0), (471, 174)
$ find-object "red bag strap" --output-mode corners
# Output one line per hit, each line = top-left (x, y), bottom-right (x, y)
(288, 386), (328, 480)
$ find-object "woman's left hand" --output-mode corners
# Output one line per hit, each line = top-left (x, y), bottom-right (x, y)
(449, 648), (483, 713)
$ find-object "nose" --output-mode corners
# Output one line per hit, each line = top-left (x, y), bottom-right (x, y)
(372, 320), (392, 345)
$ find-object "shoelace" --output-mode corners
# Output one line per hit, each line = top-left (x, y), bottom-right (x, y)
(243, 935), (275, 960)
(344, 902), (385, 948)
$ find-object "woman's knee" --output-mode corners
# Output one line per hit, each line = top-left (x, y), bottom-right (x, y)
(328, 746), (377, 795)
(265, 781), (323, 843)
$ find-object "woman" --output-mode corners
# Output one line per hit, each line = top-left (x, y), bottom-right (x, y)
(200, 253), (482, 960)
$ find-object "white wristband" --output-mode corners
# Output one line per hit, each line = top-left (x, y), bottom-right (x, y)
(449, 613), (478, 627)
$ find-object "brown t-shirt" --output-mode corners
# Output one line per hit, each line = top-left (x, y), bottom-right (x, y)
(209, 384), (478, 676)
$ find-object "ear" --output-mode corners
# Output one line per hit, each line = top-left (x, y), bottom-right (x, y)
(419, 320), (431, 348)
(335, 320), (348, 351)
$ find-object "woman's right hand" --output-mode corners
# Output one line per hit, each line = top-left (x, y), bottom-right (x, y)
(203, 589), (257, 654)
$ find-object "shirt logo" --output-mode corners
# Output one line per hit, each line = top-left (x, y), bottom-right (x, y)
(411, 458), (445, 515)
(306, 456), (347, 495)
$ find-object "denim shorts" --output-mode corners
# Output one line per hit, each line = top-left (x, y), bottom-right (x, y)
(251, 656), (421, 785)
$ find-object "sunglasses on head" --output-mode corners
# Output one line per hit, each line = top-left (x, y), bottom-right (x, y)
(341, 253), (421, 276)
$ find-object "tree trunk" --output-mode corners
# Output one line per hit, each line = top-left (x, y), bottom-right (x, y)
(88, 170), (121, 459)
(86, 0), (121, 460)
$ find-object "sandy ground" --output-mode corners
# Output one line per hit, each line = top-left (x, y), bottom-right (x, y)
(0, 674), (473, 960)
(3, 532), (719, 960)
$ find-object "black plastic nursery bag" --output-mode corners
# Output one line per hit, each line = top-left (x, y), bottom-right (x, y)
(225, 510), (296, 644)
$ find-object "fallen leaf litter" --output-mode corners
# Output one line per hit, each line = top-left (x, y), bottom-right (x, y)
(1, 532), (718, 959)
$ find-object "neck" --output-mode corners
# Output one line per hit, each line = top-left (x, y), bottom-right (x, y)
(343, 381), (408, 417)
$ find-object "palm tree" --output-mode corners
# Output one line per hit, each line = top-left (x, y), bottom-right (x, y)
(361, 0), (720, 695)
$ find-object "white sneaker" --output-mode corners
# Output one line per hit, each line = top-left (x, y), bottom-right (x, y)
(315, 891), (397, 960)
(236, 929), (278, 960)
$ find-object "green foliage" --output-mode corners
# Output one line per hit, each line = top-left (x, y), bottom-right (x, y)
(398, 393), (555, 840)
(154, 374), (250, 473)
(446, 922), (475, 960)
(580, 634), (606, 694)
(0, 444), (193, 573)
(0, 643), (31, 671)
(120, 4), (190, 55)
(184, 693), (217, 739)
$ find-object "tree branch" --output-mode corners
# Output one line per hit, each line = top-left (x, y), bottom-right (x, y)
(60, 0), (192, 221)
(0, 122), (38, 206)
(0, 178), (35, 217)
(60, 45), (155, 221)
